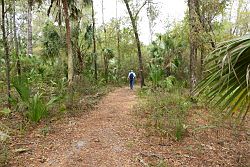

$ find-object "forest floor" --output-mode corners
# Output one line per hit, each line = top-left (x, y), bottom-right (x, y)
(4, 87), (250, 166)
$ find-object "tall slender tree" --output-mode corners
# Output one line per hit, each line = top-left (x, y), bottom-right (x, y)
(1, 0), (11, 107)
(27, 0), (33, 56)
(116, 0), (121, 75)
(188, 0), (199, 94)
(27, 0), (43, 56)
(48, 0), (91, 86)
(123, 0), (147, 88)
(13, 0), (21, 75)
(62, 0), (74, 86)
(102, 0), (109, 83)
(146, 0), (158, 43)
(91, 0), (97, 81)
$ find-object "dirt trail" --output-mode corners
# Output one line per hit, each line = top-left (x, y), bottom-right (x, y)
(11, 87), (142, 167)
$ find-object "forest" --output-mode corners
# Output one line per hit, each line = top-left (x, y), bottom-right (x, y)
(0, 0), (249, 166)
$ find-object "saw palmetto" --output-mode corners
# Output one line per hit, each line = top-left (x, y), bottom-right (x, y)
(195, 34), (250, 121)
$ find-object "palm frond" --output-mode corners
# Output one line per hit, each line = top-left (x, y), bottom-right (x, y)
(195, 34), (250, 121)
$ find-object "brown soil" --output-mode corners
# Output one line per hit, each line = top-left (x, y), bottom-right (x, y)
(7, 87), (250, 167)
(9, 87), (142, 167)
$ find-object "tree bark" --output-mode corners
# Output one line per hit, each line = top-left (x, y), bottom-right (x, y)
(147, 0), (153, 43)
(27, 0), (33, 56)
(13, 0), (21, 75)
(102, 0), (109, 83)
(104, 54), (108, 83)
(188, 0), (198, 94)
(73, 20), (84, 74)
(6, 12), (9, 42)
(7, 10), (14, 48)
(116, 0), (121, 77)
(2, 0), (11, 108)
(197, 1), (216, 49)
(62, 0), (74, 86)
(200, 47), (204, 78)
(117, 24), (121, 76)
(77, 47), (84, 73)
(124, 0), (145, 88)
(91, 0), (97, 81)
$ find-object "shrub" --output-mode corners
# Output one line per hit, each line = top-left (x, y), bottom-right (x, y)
(138, 88), (190, 141)
(160, 75), (176, 91)
(12, 76), (58, 123)
(27, 93), (48, 122)
(149, 65), (163, 88)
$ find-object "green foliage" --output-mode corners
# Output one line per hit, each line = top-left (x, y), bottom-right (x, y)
(0, 144), (8, 167)
(195, 34), (250, 121)
(148, 23), (189, 82)
(12, 76), (59, 122)
(160, 76), (176, 91)
(103, 48), (114, 59)
(149, 65), (163, 88)
(42, 21), (62, 59)
(12, 76), (30, 103)
(27, 93), (48, 122)
(0, 108), (11, 116)
(138, 88), (190, 141)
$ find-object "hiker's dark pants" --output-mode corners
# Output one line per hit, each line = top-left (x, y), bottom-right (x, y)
(130, 79), (134, 90)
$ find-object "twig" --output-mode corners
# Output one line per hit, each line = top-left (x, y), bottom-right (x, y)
(137, 157), (149, 167)
(139, 152), (162, 159)
(134, 0), (147, 20)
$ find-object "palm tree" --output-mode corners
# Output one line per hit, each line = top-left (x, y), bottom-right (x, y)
(48, 0), (91, 86)
(195, 34), (250, 121)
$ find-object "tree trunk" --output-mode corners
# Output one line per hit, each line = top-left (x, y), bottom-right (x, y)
(197, 1), (216, 49)
(6, 12), (9, 42)
(62, 0), (74, 86)
(27, 0), (33, 56)
(116, 0), (121, 77)
(77, 47), (84, 73)
(7, 11), (14, 49)
(147, 0), (153, 43)
(91, 0), (97, 81)
(124, 0), (145, 88)
(188, 0), (198, 94)
(74, 20), (84, 74)
(234, 0), (243, 35)
(13, 0), (21, 75)
(102, 0), (108, 83)
(117, 24), (121, 76)
(1, 0), (11, 108)
(104, 55), (108, 83)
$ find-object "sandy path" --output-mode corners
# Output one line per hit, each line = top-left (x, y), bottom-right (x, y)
(10, 87), (141, 167)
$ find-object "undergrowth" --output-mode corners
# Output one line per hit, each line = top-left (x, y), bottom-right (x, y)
(137, 87), (191, 141)
(0, 143), (8, 167)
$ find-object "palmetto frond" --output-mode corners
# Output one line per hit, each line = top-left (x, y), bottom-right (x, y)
(195, 34), (250, 120)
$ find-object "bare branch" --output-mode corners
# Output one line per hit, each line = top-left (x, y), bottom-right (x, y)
(134, 0), (147, 20)
(47, 0), (55, 16)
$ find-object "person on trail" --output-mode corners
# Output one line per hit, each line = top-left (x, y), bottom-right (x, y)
(128, 70), (136, 90)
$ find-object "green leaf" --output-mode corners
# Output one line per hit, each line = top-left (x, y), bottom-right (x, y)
(195, 34), (250, 121)
(0, 108), (11, 115)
